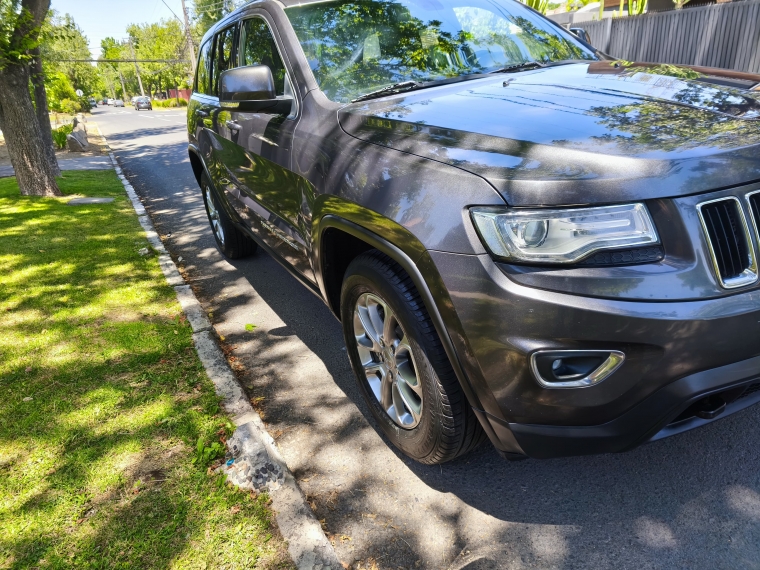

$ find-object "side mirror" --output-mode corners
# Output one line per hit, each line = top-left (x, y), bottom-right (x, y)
(219, 65), (293, 115)
(570, 27), (591, 45)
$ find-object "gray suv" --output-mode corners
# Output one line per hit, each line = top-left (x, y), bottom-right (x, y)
(187, 0), (760, 463)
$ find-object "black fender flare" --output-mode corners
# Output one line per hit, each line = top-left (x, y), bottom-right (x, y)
(316, 214), (521, 454)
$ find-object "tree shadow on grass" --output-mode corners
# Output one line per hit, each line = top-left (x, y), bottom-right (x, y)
(0, 171), (289, 570)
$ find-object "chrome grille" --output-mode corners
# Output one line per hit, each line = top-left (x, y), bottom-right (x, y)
(697, 197), (757, 289)
(748, 190), (760, 243)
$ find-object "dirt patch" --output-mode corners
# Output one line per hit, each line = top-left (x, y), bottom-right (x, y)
(0, 116), (109, 168)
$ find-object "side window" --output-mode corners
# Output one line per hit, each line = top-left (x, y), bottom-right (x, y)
(195, 39), (212, 95)
(212, 26), (237, 97)
(240, 18), (287, 96)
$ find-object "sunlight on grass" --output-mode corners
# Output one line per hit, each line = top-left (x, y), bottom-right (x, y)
(0, 172), (292, 569)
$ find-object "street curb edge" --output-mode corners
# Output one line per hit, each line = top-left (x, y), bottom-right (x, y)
(107, 151), (342, 570)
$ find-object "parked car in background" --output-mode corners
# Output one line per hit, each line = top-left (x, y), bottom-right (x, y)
(188, 0), (760, 464)
(134, 96), (153, 111)
(88, 98), (97, 108)
(113, 99), (124, 107)
(106, 98), (114, 106)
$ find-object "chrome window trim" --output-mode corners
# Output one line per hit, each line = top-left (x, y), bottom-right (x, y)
(696, 196), (758, 289)
(530, 350), (626, 389)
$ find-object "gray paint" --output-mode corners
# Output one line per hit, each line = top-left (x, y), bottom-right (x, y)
(187, 0), (760, 459)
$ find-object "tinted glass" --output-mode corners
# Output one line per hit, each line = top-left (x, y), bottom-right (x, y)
(240, 18), (287, 96)
(196, 39), (212, 95)
(213, 26), (237, 96)
(286, 0), (597, 103)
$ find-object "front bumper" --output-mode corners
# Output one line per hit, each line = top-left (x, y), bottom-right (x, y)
(430, 251), (760, 458)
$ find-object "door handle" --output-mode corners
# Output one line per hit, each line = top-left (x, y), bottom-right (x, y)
(225, 120), (241, 131)
(197, 110), (209, 118)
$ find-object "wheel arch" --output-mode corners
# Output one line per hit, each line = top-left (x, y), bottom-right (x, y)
(315, 212), (517, 453)
(188, 144), (206, 187)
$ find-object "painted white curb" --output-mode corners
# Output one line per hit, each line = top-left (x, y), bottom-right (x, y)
(108, 151), (341, 570)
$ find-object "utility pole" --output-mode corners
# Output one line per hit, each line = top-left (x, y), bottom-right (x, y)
(180, 0), (197, 74)
(118, 70), (127, 100)
(127, 38), (146, 96)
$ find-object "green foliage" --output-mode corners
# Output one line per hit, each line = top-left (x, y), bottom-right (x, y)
(522, 0), (550, 14)
(0, 2), (40, 69)
(51, 123), (73, 149)
(613, 60), (703, 80)
(58, 97), (80, 114)
(45, 70), (77, 110)
(193, 0), (243, 40)
(627, 0), (647, 16)
(630, 63), (702, 80)
(192, 437), (225, 466)
(40, 11), (104, 97)
(126, 19), (190, 98)
(152, 97), (188, 108)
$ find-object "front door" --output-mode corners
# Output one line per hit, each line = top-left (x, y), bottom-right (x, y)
(216, 15), (314, 282)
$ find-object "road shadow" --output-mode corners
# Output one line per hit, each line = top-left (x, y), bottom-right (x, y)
(111, 111), (760, 569)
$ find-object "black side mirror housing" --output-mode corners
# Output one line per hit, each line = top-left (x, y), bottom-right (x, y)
(570, 27), (591, 45)
(219, 65), (293, 115)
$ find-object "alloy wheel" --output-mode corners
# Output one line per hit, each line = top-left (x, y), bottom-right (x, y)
(353, 292), (423, 428)
(205, 186), (225, 245)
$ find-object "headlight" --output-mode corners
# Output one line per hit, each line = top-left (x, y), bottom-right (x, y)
(470, 203), (659, 264)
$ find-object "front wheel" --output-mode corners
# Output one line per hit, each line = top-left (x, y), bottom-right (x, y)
(341, 251), (485, 464)
(200, 173), (257, 259)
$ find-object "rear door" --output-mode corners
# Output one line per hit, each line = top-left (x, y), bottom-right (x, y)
(218, 15), (314, 282)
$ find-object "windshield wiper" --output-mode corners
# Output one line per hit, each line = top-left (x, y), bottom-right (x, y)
(351, 81), (422, 103)
(490, 61), (545, 74)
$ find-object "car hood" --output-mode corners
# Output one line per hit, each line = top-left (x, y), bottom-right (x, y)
(338, 63), (760, 206)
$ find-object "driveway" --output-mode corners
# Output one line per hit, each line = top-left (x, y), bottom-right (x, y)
(93, 105), (760, 570)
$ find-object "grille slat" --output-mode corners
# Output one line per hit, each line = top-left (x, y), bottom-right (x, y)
(699, 198), (754, 287)
(725, 201), (746, 275)
(749, 193), (760, 239)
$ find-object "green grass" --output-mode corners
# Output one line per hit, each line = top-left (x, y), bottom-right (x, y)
(0, 171), (292, 569)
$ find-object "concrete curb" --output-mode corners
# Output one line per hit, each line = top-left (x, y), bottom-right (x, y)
(108, 152), (341, 570)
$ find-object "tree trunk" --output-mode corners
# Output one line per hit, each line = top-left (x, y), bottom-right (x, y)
(30, 47), (60, 177)
(0, 63), (61, 197)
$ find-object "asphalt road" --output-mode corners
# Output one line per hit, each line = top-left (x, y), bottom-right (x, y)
(93, 104), (760, 570)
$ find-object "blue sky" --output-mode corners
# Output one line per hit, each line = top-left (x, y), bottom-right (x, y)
(50, 0), (187, 58)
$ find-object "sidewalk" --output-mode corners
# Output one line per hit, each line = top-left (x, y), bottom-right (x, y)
(0, 118), (111, 178)
(0, 156), (113, 178)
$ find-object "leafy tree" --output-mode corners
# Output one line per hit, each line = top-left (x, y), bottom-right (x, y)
(127, 19), (188, 97)
(192, 0), (244, 41)
(0, 0), (60, 196)
(41, 11), (103, 99)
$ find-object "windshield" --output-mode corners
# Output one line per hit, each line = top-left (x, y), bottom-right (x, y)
(285, 0), (597, 103)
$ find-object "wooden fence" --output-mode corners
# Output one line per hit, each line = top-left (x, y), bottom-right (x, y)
(580, 0), (760, 74)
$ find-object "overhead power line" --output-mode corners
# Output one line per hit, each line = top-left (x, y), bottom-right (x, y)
(161, 0), (185, 23)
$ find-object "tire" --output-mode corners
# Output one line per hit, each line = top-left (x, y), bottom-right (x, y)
(341, 251), (485, 464)
(200, 173), (257, 259)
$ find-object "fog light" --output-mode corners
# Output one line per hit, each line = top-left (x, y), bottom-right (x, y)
(531, 350), (625, 389)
